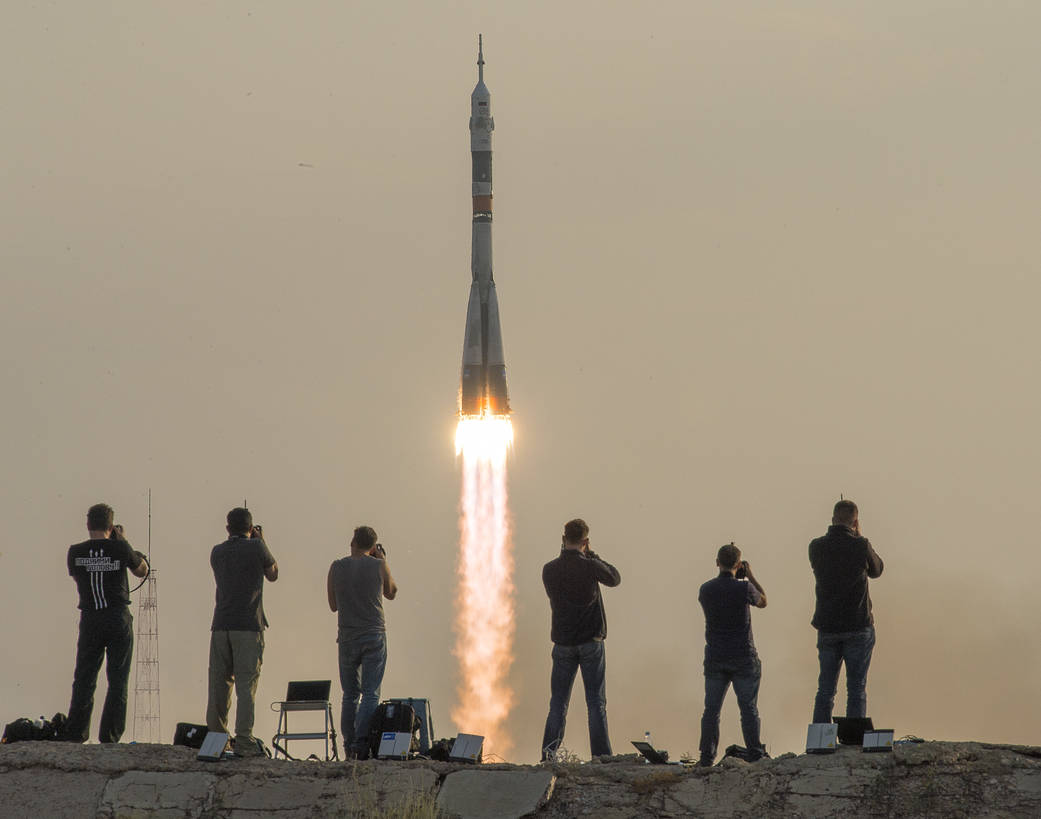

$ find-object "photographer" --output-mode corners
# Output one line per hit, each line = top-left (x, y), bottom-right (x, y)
(809, 499), (884, 724)
(540, 518), (621, 761)
(697, 543), (768, 766)
(327, 526), (397, 759)
(64, 503), (148, 743)
(206, 507), (278, 757)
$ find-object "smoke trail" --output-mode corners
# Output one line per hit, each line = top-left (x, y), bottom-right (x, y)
(453, 416), (515, 759)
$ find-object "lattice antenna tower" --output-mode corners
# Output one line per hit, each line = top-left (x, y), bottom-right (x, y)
(132, 489), (161, 743)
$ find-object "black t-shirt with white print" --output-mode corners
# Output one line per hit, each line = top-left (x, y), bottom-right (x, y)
(68, 537), (143, 611)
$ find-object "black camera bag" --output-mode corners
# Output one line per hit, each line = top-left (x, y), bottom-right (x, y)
(367, 701), (420, 758)
(173, 722), (209, 749)
(2, 713), (66, 743)
(2, 719), (40, 743)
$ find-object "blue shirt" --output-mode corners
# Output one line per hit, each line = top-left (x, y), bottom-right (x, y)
(698, 573), (761, 662)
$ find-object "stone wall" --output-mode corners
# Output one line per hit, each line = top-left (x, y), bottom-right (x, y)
(1, 740), (1040, 818)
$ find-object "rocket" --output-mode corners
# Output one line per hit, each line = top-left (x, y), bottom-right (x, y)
(460, 35), (510, 417)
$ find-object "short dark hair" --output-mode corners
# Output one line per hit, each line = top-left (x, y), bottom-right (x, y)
(227, 507), (253, 535)
(353, 526), (378, 551)
(717, 543), (741, 569)
(87, 503), (114, 531)
(833, 499), (858, 525)
(563, 518), (589, 544)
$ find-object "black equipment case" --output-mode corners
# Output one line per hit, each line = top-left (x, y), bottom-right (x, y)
(173, 722), (209, 749)
(367, 701), (420, 758)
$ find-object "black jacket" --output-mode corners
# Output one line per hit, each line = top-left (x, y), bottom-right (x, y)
(809, 525), (884, 632)
(542, 549), (621, 646)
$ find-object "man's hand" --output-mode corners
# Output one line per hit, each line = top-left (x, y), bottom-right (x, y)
(110, 524), (125, 541)
(370, 543), (387, 560)
(250, 525), (264, 539)
(852, 519), (861, 536)
(740, 559), (767, 606)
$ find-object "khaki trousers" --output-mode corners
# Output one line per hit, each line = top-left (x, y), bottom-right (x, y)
(207, 630), (264, 743)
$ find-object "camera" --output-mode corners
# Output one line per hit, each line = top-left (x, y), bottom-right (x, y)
(735, 560), (749, 580)
(251, 524), (264, 538)
(372, 543), (387, 558)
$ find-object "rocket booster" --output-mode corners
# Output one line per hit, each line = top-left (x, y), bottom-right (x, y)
(460, 35), (510, 417)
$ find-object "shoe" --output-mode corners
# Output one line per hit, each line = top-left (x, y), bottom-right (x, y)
(233, 736), (264, 758)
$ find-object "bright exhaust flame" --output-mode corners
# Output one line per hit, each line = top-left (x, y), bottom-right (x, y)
(453, 413), (515, 759)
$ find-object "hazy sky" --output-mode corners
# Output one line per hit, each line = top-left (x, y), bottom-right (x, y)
(3, 2), (1040, 763)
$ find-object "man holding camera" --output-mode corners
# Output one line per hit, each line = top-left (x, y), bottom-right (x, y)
(697, 542), (768, 766)
(809, 499), (884, 724)
(540, 518), (621, 761)
(64, 503), (149, 743)
(327, 526), (397, 758)
(206, 507), (278, 757)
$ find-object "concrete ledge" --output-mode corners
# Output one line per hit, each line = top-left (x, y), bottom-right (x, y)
(2, 741), (1041, 817)
(438, 769), (556, 819)
(100, 771), (217, 818)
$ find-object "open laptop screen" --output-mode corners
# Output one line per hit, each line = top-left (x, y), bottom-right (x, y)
(285, 680), (331, 702)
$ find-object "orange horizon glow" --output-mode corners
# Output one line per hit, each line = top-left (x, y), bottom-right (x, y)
(453, 413), (515, 759)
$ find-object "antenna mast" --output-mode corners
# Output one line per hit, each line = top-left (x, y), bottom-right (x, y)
(133, 489), (161, 743)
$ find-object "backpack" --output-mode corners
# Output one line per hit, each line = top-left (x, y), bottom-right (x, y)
(367, 701), (420, 759)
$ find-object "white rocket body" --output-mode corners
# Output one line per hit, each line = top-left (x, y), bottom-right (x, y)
(460, 37), (509, 417)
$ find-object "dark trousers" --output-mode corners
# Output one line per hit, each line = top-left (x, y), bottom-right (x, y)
(813, 626), (876, 724)
(65, 607), (134, 743)
(541, 640), (612, 760)
(699, 655), (764, 763)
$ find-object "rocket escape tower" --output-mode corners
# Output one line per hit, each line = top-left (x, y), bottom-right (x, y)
(132, 492), (160, 743)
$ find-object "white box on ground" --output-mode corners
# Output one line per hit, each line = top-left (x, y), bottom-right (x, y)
(378, 731), (412, 759)
(862, 729), (894, 752)
(197, 731), (229, 762)
(806, 723), (838, 754)
(449, 733), (484, 763)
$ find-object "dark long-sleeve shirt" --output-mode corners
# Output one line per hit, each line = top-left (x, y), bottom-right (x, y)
(809, 525), (884, 632)
(542, 549), (621, 646)
(699, 573), (762, 663)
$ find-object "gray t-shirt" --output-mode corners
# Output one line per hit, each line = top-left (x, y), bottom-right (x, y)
(210, 535), (276, 632)
(330, 555), (385, 640)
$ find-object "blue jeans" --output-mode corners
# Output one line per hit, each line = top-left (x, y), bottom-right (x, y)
(541, 640), (612, 760)
(699, 655), (763, 763)
(338, 632), (387, 754)
(813, 626), (875, 724)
